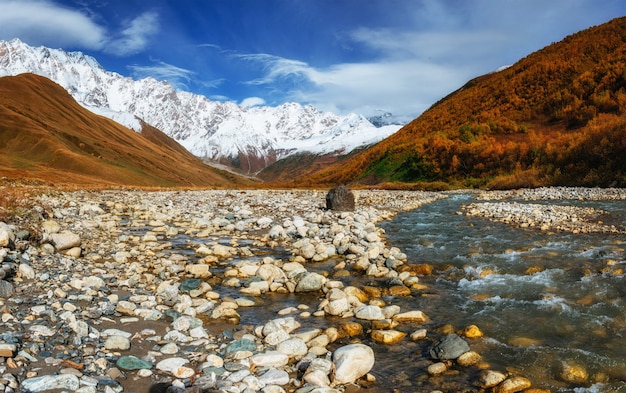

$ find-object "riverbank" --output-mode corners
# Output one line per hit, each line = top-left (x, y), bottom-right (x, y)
(0, 188), (624, 393)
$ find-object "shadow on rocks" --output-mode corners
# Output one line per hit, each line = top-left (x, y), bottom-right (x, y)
(148, 383), (206, 393)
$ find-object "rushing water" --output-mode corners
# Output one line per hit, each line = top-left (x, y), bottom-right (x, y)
(380, 194), (626, 393)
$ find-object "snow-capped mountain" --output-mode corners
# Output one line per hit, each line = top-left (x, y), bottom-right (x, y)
(0, 38), (402, 173)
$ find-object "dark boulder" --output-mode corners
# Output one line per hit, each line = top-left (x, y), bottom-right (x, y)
(326, 185), (355, 211)
(429, 334), (470, 360)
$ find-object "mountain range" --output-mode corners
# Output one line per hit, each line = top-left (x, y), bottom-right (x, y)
(0, 38), (401, 173)
(2, 17), (625, 189)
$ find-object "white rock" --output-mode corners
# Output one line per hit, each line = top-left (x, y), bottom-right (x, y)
(355, 305), (385, 320)
(50, 232), (81, 251)
(258, 368), (290, 386)
(276, 338), (308, 358)
(250, 351), (289, 367)
(156, 357), (189, 373)
(18, 263), (36, 279)
(104, 336), (130, 351)
(332, 344), (375, 384)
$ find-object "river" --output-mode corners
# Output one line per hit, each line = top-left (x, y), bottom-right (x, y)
(379, 194), (626, 393)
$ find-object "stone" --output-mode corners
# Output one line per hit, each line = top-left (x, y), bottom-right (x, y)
(276, 337), (308, 358)
(493, 376), (532, 393)
(116, 356), (153, 370)
(371, 329), (406, 344)
(156, 357), (189, 373)
(251, 351), (290, 367)
(427, 362), (447, 375)
(326, 185), (355, 211)
(50, 231), (81, 251)
(410, 329), (428, 341)
(429, 334), (470, 360)
(180, 278), (202, 292)
(559, 361), (588, 384)
(476, 370), (507, 388)
(172, 366), (195, 378)
(332, 344), (375, 384)
(0, 222), (14, 247)
(258, 367), (290, 386)
(295, 272), (326, 292)
(19, 263), (36, 280)
(20, 374), (80, 392)
(224, 339), (257, 355)
(0, 343), (17, 357)
(41, 220), (61, 234)
(0, 280), (14, 297)
(355, 305), (385, 320)
(456, 351), (482, 367)
(338, 322), (363, 338)
(463, 324), (483, 338)
(104, 335), (131, 351)
(392, 310), (428, 323)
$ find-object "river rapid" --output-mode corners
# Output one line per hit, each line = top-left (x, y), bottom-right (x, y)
(380, 194), (626, 393)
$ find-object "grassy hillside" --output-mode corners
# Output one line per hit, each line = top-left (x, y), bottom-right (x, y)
(290, 16), (626, 189)
(0, 73), (251, 188)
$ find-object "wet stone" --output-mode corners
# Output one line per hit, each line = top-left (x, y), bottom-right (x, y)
(180, 278), (202, 292)
(429, 334), (470, 360)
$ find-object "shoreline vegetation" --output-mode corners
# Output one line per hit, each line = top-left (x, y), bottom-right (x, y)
(0, 186), (625, 392)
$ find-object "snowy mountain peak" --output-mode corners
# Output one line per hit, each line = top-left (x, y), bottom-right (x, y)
(0, 38), (403, 173)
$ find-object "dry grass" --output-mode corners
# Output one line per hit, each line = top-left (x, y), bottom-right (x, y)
(0, 186), (38, 223)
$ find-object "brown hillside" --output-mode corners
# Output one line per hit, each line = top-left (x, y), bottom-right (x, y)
(292, 16), (626, 189)
(0, 73), (251, 187)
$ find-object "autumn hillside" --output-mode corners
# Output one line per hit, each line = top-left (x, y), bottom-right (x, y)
(0, 73), (250, 188)
(291, 16), (626, 189)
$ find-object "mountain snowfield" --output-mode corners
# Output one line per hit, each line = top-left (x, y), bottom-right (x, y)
(0, 38), (402, 172)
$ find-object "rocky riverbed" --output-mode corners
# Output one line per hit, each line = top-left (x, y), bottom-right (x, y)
(0, 187), (624, 393)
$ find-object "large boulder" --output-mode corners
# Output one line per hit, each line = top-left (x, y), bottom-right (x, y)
(326, 186), (355, 211)
(332, 343), (375, 384)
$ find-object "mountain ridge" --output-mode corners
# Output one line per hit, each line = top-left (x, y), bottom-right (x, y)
(0, 73), (250, 187)
(0, 38), (402, 173)
(290, 16), (626, 189)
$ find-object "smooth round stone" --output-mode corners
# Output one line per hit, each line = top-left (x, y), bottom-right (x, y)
(172, 366), (195, 379)
(427, 362), (447, 375)
(250, 351), (289, 367)
(156, 357), (189, 373)
(20, 374), (79, 392)
(477, 370), (507, 388)
(276, 338), (308, 358)
(104, 335), (130, 351)
(355, 305), (385, 320)
(332, 344), (375, 384)
(160, 343), (179, 354)
(116, 356), (153, 370)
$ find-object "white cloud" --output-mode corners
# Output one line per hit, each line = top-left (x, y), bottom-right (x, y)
(240, 97), (266, 107)
(129, 59), (194, 88)
(0, 0), (105, 49)
(105, 11), (159, 56)
(235, 0), (622, 120)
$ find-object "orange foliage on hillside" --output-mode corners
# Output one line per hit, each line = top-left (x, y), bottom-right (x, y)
(293, 16), (626, 189)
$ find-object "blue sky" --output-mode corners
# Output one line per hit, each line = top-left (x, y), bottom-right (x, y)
(0, 0), (624, 122)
